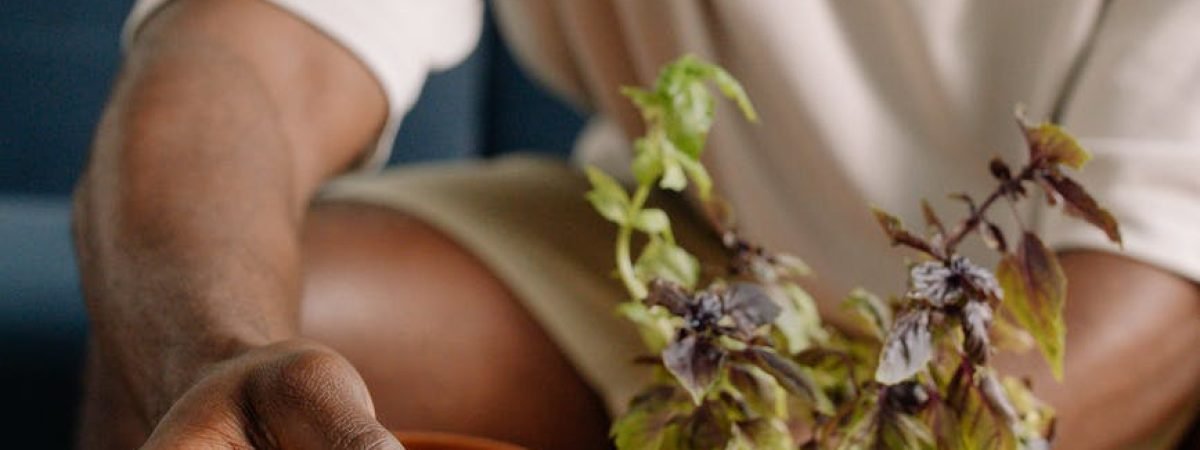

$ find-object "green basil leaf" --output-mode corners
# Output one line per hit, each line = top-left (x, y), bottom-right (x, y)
(711, 67), (759, 122)
(734, 418), (790, 450)
(773, 253), (812, 278)
(831, 393), (881, 450)
(659, 160), (688, 192)
(650, 54), (759, 160)
(940, 367), (1019, 450)
(681, 403), (734, 449)
(611, 386), (688, 450)
(727, 364), (788, 419)
(621, 86), (660, 115)
(665, 81), (714, 158)
(633, 208), (672, 235)
(880, 414), (936, 450)
(584, 166), (630, 224)
(635, 238), (701, 289)
(1002, 376), (1056, 447)
(773, 284), (827, 354)
(675, 154), (713, 201)
(991, 311), (1035, 354)
(996, 233), (1067, 380)
(617, 301), (677, 354)
(632, 137), (665, 186)
(1018, 119), (1091, 170)
(842, 288), (893, 342)
(746, 346), (834, 416)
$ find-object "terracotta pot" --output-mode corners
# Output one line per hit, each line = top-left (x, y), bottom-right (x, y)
(391, 431), (527, 450)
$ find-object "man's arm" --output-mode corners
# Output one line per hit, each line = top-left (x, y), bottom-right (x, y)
(73, 0), (397, 446)
(998, 251), (1200, 449)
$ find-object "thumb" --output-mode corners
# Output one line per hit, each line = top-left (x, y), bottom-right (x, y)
(255, 350), (406, 449)
(293, 415), (406, 450)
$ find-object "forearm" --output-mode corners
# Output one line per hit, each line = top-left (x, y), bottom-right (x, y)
(77, 53), (302, 423)
(997, 251), (1200, 449)
(74, 0), (384, 425)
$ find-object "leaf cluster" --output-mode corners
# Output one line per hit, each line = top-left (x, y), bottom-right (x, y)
(589, 57), (1122, 449)
(858, 111), (1121, 448)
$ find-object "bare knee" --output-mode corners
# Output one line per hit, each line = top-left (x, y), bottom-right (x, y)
(298, 201), (610, 449)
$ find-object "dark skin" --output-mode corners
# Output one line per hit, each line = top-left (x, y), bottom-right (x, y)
(74, 0), (1200, 448)
(75, 0), (608, 448)
(998, 252), (1200, 449)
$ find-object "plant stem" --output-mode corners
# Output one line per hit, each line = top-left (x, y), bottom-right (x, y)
(618, 183), (653, 300)
(943, 163), (1038, 254)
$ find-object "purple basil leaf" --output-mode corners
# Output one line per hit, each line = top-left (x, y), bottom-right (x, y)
(910, 261), (959, 307)
(723, 283), (782, 335)
(950, 192), (978, 214)
(1034, 175), (1059, 206)
(952, 255), (1003, 302)
(989, 157), (1013, 182)
(962, 300), (994, 365)
(872, 207), (935, 255)
(884, 381), (931, 415)
(663, 334), (727, 404)
(647, 279), (691, 317)
(911, 256), (999, 306)
(875, 308), (934, 385)
(1043, 174), (1122, 245)
(981, 220), (1008, 253)
(921, 199), (947, 238)
(692, 291), (724, 330)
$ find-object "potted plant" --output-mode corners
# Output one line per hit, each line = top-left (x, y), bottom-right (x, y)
(585, 55), (1122, 449)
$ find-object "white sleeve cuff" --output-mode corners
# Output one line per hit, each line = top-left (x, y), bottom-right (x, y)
(122, 0), (484, 171)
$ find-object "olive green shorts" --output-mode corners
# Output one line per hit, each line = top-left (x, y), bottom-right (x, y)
(321, 155), (727, 415)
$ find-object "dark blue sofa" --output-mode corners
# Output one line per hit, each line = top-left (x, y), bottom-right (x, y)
(0, 2), (584, 447)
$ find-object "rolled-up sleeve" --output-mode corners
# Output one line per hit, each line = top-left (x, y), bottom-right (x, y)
(1039, 0), (1200, 281)
(122, 0), (484, 170)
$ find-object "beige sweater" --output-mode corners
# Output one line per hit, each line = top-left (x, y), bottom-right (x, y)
(126, 0), (1200, 331)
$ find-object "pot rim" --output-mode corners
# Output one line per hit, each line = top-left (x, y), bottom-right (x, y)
(391, 430), (528, 450)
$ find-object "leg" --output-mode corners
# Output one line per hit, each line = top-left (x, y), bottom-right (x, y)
(298, 201), (611, 449)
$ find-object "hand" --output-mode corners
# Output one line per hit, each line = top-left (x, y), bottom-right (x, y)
(142, 339), (404, 449)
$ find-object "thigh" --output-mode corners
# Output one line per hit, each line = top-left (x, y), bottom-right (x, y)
(298, 201), (611, 449)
